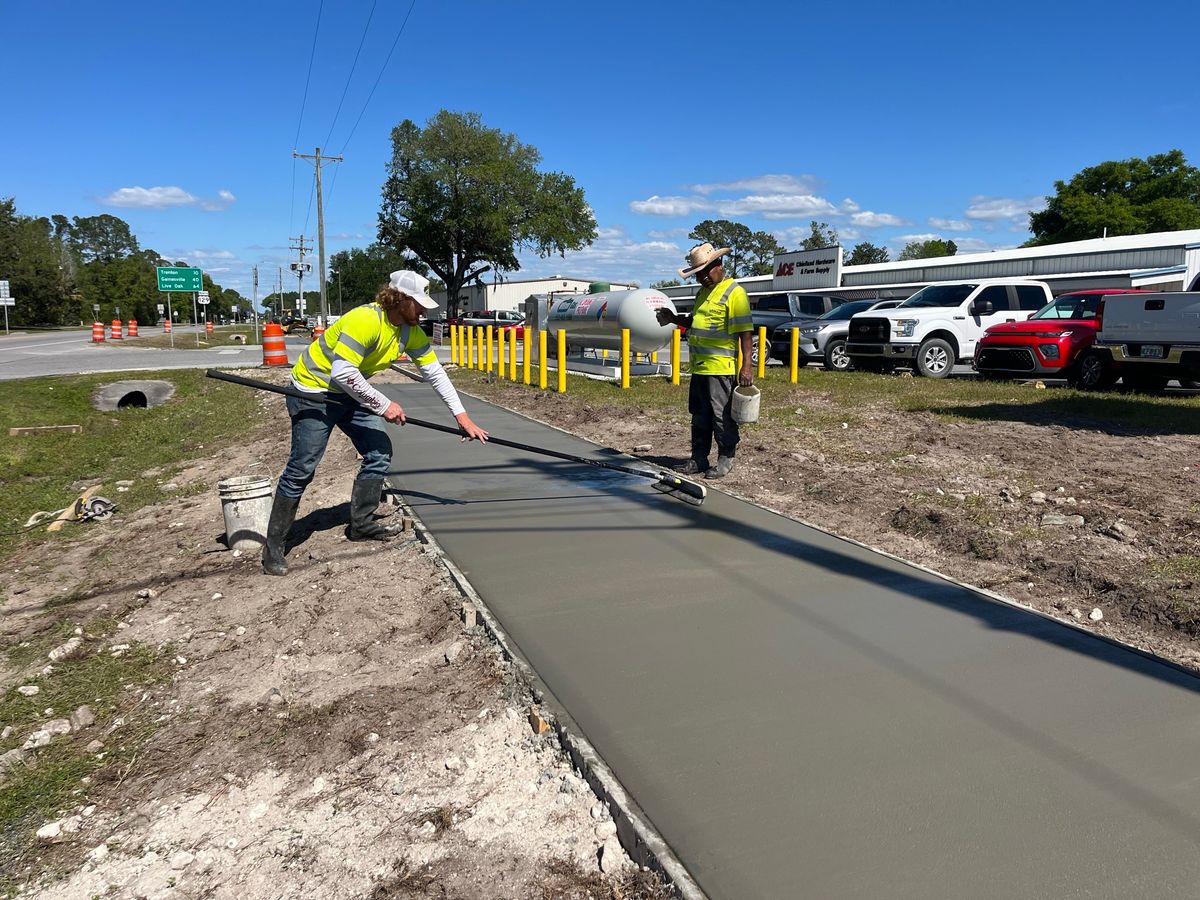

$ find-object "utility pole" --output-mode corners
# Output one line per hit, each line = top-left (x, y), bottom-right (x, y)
(289, 235), (312, 320)
(293, 147), (343, 328)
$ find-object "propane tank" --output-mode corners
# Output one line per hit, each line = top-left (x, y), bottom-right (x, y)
(546, 289), (677, 353)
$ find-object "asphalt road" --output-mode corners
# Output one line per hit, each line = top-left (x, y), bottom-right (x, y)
(0, 328), (292, 380)
(380, 380), (1200, 900)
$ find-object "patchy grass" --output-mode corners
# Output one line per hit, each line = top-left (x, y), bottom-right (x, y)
(0, 633), (174, 881)
(0, 369), (268, 556)
(130, 325), (261, 349)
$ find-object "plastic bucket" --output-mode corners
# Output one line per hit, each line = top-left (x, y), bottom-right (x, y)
(217, 476), (273, 551)
(731, 385), (761, 424)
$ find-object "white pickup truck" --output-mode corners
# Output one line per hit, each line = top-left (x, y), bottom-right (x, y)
(1075, 291), (1200, 391)
(845, 279), (1053, 377)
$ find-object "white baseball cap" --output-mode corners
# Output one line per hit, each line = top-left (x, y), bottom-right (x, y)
(388, 270), (438, 310)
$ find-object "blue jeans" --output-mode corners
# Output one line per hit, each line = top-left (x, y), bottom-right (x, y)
(276, 393), (392, 499)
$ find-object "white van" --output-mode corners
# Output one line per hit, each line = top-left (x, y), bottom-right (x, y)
(845, 279), (1052, 377)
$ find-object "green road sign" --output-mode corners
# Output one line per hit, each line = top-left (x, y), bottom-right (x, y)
(156, 266), (203, 292)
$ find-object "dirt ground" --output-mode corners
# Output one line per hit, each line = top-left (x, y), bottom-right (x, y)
(0, 368), (668, 900)
(4, 364), (1199, 899)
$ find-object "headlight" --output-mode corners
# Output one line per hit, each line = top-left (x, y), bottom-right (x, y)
(894, 319), (919, 338)
(1042, 330), (1075, 338)
(798, 325), (821, 335)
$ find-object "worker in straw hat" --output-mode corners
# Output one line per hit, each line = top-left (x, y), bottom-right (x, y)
(655, 242), (754, 480)
(261, 270), (489, 576)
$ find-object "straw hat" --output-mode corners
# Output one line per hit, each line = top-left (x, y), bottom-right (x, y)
(678, 242), (731, 278)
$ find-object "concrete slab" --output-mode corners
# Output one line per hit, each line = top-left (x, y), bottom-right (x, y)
(380, 380), (1200, 900)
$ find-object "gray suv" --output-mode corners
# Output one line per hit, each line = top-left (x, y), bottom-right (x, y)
(770, 299), (903, 370)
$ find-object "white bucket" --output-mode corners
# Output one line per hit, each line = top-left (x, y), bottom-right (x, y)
(731, 385), (761, 424)
(217, 476), (273, 552)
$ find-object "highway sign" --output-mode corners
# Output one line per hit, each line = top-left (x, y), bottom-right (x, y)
(0, 280), (9, 298)
(197, 291), (210, 305)
(0, 298), (13, 307)
(156, 304), (165, 315)
(156, 266), (203, 292)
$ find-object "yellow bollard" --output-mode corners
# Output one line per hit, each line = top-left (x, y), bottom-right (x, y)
(757, 325), (767, 380)
(523, 328), (531, 385)
(450, 323), (458, 365)
(509, 327), (517, 381)
(651, 350), (658, 364)
(790, 327), (800, 383)
(621, 328), (630, 389)
(737, 343), (743, 373)
(467, 326), (475, 369)
(486, 325), (494, 373)
(498, 327), (507, 379)
(539, 330), (548, 389)
(557, 329), (567, 393)
(671, 329), (681, 385)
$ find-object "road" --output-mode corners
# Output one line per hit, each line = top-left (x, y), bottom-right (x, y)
(381, 380), (1200, 900)
(0, 328), (288, 381)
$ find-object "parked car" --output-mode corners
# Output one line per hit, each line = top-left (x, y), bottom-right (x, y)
(461, 309), (524, 330)
(749, 293), (847, 365)
(846, 279), (1053, 377)
(1076, 290), (1200, 391)
(973, 289), (1149, 383)
(769, 299), (904, 370)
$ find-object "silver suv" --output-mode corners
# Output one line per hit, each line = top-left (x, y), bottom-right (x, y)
(770, 299), (903, 370)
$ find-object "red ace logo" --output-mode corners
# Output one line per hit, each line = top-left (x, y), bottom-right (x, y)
(776, 262), (795, 277)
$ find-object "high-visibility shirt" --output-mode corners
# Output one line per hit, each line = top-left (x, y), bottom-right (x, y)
(292, 302), (437, 390)
(687, 278), (753, 375)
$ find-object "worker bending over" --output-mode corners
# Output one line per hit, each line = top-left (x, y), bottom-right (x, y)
(263, 270), (488, 576)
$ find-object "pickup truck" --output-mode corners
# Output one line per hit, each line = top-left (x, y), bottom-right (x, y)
(846, 279), (1053, 377)
(1075, 291), (1200, 391)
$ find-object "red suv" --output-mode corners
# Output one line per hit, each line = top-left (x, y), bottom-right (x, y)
(973, 289), (1149, 383)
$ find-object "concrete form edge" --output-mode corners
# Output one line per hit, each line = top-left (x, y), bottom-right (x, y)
(392, 491), (707, 900)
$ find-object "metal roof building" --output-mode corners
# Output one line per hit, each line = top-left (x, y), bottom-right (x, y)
(659, 229), (1200, 307)
(433, 275), (633, 316)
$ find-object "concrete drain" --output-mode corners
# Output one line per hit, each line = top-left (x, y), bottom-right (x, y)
(92, 380), (176, 412)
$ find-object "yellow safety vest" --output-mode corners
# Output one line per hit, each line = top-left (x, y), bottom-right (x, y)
(687, 278), (753, 375)
(292, 303), (437, 391)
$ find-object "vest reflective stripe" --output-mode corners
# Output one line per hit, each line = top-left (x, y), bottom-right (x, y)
(688, 280), (747, 375)
(337, 332), (371, 358)
(728, 314), (754, 327)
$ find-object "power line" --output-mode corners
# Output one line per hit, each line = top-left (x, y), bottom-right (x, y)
(337, 0), (418, 156)
(323, 0), (378, 149)
(290, 0), (325, 235)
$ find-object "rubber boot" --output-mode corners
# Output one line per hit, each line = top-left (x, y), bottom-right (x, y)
(348, 478), (403, 541)
(262, 493), (300, 576)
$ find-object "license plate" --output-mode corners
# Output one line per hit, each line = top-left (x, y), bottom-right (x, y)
(1141, 344), (1164, 358)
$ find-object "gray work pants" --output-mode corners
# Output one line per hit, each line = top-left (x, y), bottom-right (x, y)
(688, 373), (738, 463)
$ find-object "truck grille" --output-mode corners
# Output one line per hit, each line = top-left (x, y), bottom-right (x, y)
(849, 317), (889, 342)
(976, 347), (1036, 371)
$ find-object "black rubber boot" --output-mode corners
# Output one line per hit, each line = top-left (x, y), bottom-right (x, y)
(262, 493), (300, 576)
(348, 478), (402, 541)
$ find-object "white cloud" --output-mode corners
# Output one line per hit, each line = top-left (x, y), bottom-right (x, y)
(719, 194), (838, 219)
(646, 227), (691, 239)
(849, 211), (909, 228)
(928, 217), (972, 232)
(690, 174), (821, 196)
(519, 227), (685, 288)
(100, 185), (236, 211)
(629, 195), (705, 216)
(839, 227), (863, 241)
(183, 249), (236, 260)
(964, 195), (1044, 222)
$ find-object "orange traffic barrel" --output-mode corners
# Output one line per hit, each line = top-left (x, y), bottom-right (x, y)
(205, 320), (214, 335)
(262, 323), (289, 367)
(128, 318), (139, 337)
(110, 319), (123, 340)
(312, 322), (325, 342)
(92, 321), (105, 343)
(163, 319), (172, 333)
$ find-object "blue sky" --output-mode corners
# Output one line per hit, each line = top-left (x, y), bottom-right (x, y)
(5, 0), (1198, 302)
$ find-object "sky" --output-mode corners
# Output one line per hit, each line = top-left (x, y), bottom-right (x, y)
(4, 0), (1198, 304)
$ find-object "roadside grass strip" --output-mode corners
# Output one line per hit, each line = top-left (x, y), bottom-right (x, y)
(129, 326), (259, 349)
(0, 369), (267, 553)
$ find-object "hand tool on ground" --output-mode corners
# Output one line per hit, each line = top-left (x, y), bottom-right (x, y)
(205, 369), (706, 506)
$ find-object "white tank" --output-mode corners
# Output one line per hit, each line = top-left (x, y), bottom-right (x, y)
(546, 289), (678, 352)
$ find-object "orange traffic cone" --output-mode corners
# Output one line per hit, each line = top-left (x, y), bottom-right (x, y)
(262, 323), (289, 366)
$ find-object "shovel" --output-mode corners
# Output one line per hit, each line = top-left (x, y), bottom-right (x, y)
(205, 370), (707, 506)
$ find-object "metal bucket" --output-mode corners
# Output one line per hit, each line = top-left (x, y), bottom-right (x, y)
(731, 385), (761, 424)
(217, 476), (273, 551)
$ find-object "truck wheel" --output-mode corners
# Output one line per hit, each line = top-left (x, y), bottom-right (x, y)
(915, 338), (954, 378)
(1074, 351), (1116, 390)
(824, 338), (852, 371)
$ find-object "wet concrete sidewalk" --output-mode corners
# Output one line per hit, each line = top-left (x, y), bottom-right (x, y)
(381, 381), (1200, 899)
